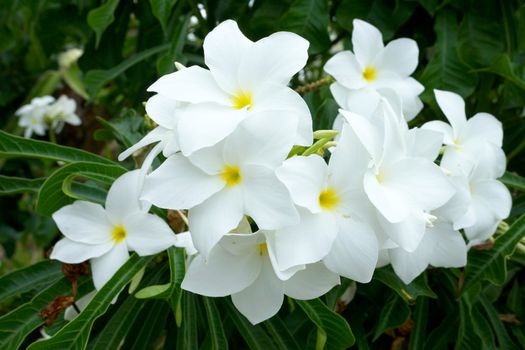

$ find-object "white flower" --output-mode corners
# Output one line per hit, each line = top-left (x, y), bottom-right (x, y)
(58, 48), (83, 69)
(340, 104), (455, 252)
(182, 231), (340, 324)
(147, 19), (312, 155)
(51, 170), (184, 290)
(423, 89), (505, 175)
(274, 151), (378, 283)
(142, 114), (299, 257)
(16, 96), (55, 138)
(324, 19), (423, 121)
(46, 95), (82, 132)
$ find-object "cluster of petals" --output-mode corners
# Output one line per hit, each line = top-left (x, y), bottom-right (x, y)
(48, 19), (512, 325)
(16, 95), (81, 138)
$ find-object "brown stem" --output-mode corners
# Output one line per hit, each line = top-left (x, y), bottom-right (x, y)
(295, 76), (335, 95)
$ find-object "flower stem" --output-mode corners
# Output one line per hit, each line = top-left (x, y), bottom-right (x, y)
(49, 129), (57, 144)
(295, 76), (335, 95)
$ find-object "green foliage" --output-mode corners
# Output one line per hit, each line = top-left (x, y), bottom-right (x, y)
(1, 0), (525, 349)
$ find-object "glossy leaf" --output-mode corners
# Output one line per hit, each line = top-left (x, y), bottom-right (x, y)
(0, 175), (45, 195)
(87, 0), (120, 48)
(374, 267), (437, 302)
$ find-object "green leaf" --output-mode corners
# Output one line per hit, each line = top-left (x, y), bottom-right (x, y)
(479, 295), (518, 350)
(408, 297), (428, 350)
(455, 298), (482, 350)
(419, 10), (478, 100)
(372, 293), (410, 340)
(296, 298), (355, 349)
(462, 213), (525, 292)
(481, 54), (525, 91)
(223, 299), (276, 350)
(374, 267), (437, 302)
(202, 297), (228, 350)
(36, 161), (126, 216)
(424, 313), (458, 350)
(25, 70), (62, 102)
(0, 175), (45, 195)
(122, 300), (170, 350)
(84, 44), (169, 97)
(62, 64), (90, 100)
(177, 292), (198, 350)
(500, 171), (525, 192)
(0, 277), (73, 350)
(87, 0), (120, 48)
(0, 130), (114, 164)
(135, 283), (170, 299)
(280, 0), (330, 55)
(89, 294), (146, 350)
(0, 260), (62, 301)
(149, 0), (178, 33)
(264, 316), (301, 350)
(470, 303), (496, 349)
(28, 254), (152, 350)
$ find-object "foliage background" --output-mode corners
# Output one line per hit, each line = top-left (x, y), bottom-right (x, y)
(1, 0), (525, 349)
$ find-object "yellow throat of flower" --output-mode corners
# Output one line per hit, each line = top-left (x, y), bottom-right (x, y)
(362, 66), (377, 82)
(231, 91), (253, 110)
(258, 243), (268, 256)
(319, 188), (340, 211)
(112, 224), (127, 243)
(221, 165), (242, 187)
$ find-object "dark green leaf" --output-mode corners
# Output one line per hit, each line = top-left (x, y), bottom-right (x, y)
(149, 0), (178, 33)
(0, 175), (45, 195)
(373, 293), (410, 340)
(408, 297), (428, 350)
(124, 300), (170, 350)
(479, 295), (518, 350)
(87, 0), (120, 48)
(501, 171), (525, 192)
(374, 267), (437, 302)
(202, 297), (228, 350)
(177, 292), (198, 350)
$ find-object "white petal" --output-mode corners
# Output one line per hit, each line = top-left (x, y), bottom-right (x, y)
(242, 164), (299, 229)
(145, 94), (180, 129)
(142, 153), (224, 209)
(473, 179), (512, 220)
(330, 83), (350, 109)
(364, 170), (411, 223)
(148, 66), (230, 105)
(352, 19), (384, 65)
(118, 126), (168, 161)
(345, 88), (382, 117)
(51, 238), (113, 264)
(324, 51), (367, 89)
(105, 170), (145, 221)
(239, 31), (309, 90)
(323, 218), (378, 282)
(340, 110), (381, 161)
(177, 103), (247, 155)
(462, 112), (503, 147)
(124, 213), (176, 255)
(406, 128), (443, 161)
(203, 20), (252, 93)
(389, 245), (429, 284)
(231, 259), (284, 325)
(182, 243), (261, 297)
(283, 262), (340, 300)
(378, 210), (426, 252)
(265, 233), (306, 281)
(188, 187), (244, 257)
(275, 155), (327, 213)
(422, 120), (454, 145)
(385, 158), (455, 211)
(426, 221), (467, 268)
(375, 38), (419, 76)
(90, 243), (130, 290)
(272, 209), (338, 271)
(52, 201), (113, 244)
(434, 90), (467, 134)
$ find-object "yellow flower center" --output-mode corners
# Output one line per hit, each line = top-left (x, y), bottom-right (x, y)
(318, 188), (340, 211)
(258, 243), (268, 256)
(362, 66), (377, 82)
(221, 165), (242, 187)
(112, 224), (127, 243)
(231, 91), (253, 110)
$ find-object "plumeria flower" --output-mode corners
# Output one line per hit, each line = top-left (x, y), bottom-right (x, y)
(148, 19), (312, 155)
(423, 89), (505, 175)
(382, 218), (467, 284)
(182, 230), (339, 324)
(51, 170), (187, 290)
(324, 19), (423, 121)
(16, 96), (55, 138)
(274, 146), (378, 282)
(46, 95), (82, 132)
(341, 104), (455, 252)
(142, 113), (299, 257)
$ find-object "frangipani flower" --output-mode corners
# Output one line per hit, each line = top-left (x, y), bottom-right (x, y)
(16, 96), (55, 138)
(142, 113), (299, 257)
(274, 150), (378, 282)
(182, 231), (339, 324)
(423, 89), (505, 175)
(51, 170), (185, 290)
(148, 20), (312, 155)
(341, 105), (455, 252)
(325, 19), (423, 121)
(45, 95), (81, 132)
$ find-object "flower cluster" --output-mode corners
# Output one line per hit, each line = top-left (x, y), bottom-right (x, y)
(16, 95), (81, 138)
(50, 19), (511, 325)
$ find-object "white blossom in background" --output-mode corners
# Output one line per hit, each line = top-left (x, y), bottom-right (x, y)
(147, 19), (312, 155)
(324, 19), (424, 122)
(182, 230), (339, 324)
(16, 96), (55, 138)
(423, 89), (505, 175)
(51, 170), (190, 290)
(142, 113), (299, 257)
(45, 95), (82, 132)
